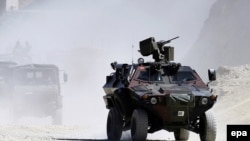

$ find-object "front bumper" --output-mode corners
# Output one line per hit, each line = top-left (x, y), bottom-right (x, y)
(12, 94), (62, 116)
(141, 94), (216, 123)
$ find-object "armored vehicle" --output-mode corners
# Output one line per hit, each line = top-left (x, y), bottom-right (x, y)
(11, 64), (67, 124)
(103, 37), (217, 141)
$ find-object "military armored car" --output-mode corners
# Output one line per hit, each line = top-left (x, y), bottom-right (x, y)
(103, 37), (217, 141)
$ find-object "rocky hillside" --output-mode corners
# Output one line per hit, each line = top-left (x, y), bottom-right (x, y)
(183, 1), (250, 140)
(210, 64), (250, 141)
(185, 0), (250, 75)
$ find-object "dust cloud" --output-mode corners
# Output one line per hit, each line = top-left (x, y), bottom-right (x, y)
(0, 0), (216, 140)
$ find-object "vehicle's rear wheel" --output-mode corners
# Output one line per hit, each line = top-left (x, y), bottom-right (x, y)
(107, 107), (123, 140)
(52, 108), (62, 125)
(174, 128), (190, 140)
(199, 110), (217, 141)
(10, 107), (20, 124)
(130, 109), (148, 141)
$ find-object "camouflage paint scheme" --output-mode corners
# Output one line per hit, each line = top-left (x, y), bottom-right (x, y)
(103, 37), (217, 140)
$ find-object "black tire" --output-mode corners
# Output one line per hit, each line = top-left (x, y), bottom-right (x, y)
(174, 128), (190, 141)
(130, 109), (148, 141)
(199, 110), (217, 141)
(107, 108), (123, 140)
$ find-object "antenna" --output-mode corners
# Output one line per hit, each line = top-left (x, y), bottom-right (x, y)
(132, 45), (134, 64)
(131, 35), (135, 64)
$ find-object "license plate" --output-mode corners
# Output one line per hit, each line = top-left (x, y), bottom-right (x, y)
(177, 111), (185, 116)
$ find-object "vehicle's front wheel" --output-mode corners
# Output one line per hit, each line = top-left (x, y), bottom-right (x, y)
(174, 128), (190, 141)
(199, 110), (217, 141)
(107, 108), (123, 140)
(52, 108), (62, 125)
(130, 109), (148, 141)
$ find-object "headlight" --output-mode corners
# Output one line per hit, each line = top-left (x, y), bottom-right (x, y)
(201, 97), (208, 105)
(150, 97), (157, 104)
(138, 58), (144, 64)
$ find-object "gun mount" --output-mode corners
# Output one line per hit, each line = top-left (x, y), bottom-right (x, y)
(139, 36), (179, 62)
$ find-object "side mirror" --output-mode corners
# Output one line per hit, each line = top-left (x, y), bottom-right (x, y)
(111, 61), (117, 70)
(208, 69), (216, 81)
(63, 73), (68, 82)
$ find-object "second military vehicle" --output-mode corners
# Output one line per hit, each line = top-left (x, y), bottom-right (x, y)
(103, 37), (217, 141)
(11, 64), (67, 124)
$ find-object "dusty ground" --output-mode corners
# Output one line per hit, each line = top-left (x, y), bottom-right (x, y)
(1, 64), (250, 141)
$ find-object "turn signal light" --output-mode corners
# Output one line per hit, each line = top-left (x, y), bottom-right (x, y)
(142, 94), (149, 100)
(210, 95), (217, 101)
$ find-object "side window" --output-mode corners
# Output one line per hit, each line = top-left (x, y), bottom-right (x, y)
(128, 66), (136, 81)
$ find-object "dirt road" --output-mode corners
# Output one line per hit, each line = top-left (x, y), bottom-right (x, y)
(1, 64), (250, 141)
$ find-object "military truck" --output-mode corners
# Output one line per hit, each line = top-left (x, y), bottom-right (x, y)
(103, 37), (217, 141)
(11, 64), (67, 124)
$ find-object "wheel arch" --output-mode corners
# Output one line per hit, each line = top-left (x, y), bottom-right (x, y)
(113, 88), (135, 121)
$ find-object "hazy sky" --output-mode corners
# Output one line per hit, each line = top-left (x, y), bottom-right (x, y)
(0, 0), (216, 64)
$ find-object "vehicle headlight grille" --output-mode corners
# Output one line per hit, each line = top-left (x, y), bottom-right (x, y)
(150, 97), (157, 104)
(200, 97), (208, 105)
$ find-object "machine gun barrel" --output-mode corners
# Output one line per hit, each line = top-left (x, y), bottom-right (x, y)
(160, 36), (179, 45)
(139, 36), (179, 62)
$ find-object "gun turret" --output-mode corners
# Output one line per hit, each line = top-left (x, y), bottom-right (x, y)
(139, 37), (179, 62)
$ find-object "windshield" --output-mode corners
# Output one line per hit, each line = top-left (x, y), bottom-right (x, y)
(138, 68), (163, 82)
(13, 68), (58, 85)
(137, 67), (196, 84)
(171, 71), (196, 82)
